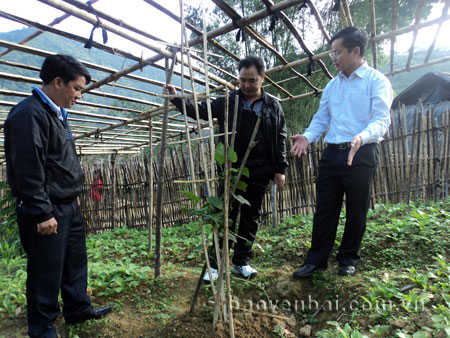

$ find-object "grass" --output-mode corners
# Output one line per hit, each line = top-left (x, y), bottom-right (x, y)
(0, 198), (449, 337)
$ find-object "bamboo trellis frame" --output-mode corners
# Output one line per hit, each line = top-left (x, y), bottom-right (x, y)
(0, 0), (449, 157)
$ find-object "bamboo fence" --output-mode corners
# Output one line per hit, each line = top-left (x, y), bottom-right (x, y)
(78, 103), (450, 233)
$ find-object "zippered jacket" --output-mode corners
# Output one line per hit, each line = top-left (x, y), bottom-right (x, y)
(5, 91), (83, 223)
(171, 88), (288, 175)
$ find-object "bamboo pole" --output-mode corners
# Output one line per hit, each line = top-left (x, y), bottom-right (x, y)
(148, 121), (153, 254)
(202, 3), (217, 192)
(405, 0), (425, 70)
(341, 0), (354, 27)
(368, 0), (378, 69)
(424, 0), (450, 63)
(154, 55), (176, 278)
(390, 0), (399, 73)
(306, 0), (331, 43)
(176, 0), (219, 307)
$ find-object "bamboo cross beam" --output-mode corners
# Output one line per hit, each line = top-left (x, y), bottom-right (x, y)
(144, 0), (290, 97)
(261, 0), (333, 80)
(212, 0), (315, 95)
(0, 37), (190, 94)
(61, 0), (164, 43)
(0, 0), (99, 58)
(143, 0), (241, 62)
(371, 13), (450, 43)
(37, 0), (235, 91)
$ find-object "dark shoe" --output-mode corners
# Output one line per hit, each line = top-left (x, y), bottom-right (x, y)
(293, 264), (325, 278)
(33, 325), (58, 338)
(338, 265), (356, 276)
(66, 306), (112, 324)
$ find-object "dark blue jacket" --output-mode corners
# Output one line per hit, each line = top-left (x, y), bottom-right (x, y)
(5, 91), (83, 223)
(171, 88), (288, 175)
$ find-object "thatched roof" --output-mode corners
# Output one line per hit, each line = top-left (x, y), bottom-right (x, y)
(392, 71), (450, 107)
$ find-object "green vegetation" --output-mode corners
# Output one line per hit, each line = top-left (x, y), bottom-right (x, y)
(0, 198), (449, 337)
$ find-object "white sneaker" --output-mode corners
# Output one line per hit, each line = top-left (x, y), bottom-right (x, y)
(232, 264), (258, 278)
(203, 268), (219, 282)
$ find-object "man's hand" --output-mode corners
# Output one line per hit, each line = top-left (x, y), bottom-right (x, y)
(347, 135), (363, 166)
(289, 134), (309, 158)
(37, 217), (58, 235)
(163, 84), (177, 100)
(273, 173), (285, 190)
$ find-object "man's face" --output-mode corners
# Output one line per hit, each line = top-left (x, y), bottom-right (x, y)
(54, 75), (86, 108)
(238, 65), (265, 100)
(330, 37), (361, 77)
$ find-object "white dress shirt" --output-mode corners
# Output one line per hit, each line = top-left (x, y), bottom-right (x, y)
(303, 62), (393, 145)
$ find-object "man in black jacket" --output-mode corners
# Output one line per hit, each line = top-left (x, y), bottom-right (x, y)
(164, 55), (288, 281)
(5, 55), (111, 338)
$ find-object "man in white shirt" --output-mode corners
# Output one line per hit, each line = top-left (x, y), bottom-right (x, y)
(290, 27), (393, 277)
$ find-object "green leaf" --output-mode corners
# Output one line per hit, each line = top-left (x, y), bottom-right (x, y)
(215, 142), (225, 165)
(207, 196), (223, 210)
(233, 194), (250, 206)
(236, 181), (247, 192)
(178, 190), (200, 203)
(228, 147), (238, 163)
(242, 167), (250, 177)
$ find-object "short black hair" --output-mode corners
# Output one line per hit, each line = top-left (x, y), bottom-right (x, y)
(40, 54), (91, 85)
(238, 55), (265, 75)
(331, 27), (368, 57)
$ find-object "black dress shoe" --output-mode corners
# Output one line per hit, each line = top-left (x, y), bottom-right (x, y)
(338, 265), (356, 276)
(293, 264), (325, 278)
(66, 306), (112, 324)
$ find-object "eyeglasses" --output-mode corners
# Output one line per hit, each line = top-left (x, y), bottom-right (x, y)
(329, 48), (353, 58)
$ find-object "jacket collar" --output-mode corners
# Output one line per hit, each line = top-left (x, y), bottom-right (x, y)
(237, 87), (271, 105)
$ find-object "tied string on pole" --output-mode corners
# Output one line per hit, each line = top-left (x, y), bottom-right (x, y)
(232, 19), (246, 42)
(307, 55), (315, 76)
(84, 3), (108, 49)
(332, 0), (340, 12)
(265, 5), (279, 31)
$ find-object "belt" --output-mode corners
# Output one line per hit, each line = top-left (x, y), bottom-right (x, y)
(327, 142), (352, 150)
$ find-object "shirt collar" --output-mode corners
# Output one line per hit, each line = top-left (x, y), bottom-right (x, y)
(337, 61), (370, 80)
(33, 86), (67, 123)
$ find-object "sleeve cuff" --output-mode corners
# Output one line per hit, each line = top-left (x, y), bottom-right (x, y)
(302, 132), (313, 144)
(34, 213), (54, 224)
(358, 131), (370, 145)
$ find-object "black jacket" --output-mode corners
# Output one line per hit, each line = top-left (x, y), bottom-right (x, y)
(5, 91), (83, 223)
(171, 88), (288, 176)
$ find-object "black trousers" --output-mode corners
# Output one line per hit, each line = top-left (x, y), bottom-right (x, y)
(211, 177), (270, 268)
(304, 144), (379, 268)
(17, 200), (92, 337)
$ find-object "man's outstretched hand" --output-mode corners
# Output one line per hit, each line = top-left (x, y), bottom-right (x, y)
(289, 134), (309, 158)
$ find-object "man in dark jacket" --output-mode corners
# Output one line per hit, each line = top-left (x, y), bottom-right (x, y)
(164, 55), (288, 281)
(5, 54), (111, 338)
